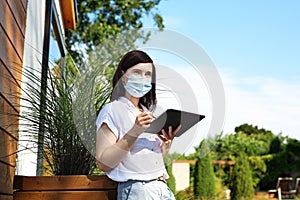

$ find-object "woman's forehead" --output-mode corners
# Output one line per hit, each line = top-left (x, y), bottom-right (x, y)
(128, 63), (153, 71)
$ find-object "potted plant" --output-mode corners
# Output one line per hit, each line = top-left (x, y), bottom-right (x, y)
(12, 53), (117, 199)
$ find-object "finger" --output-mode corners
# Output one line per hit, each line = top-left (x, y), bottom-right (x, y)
(157, 134), (170, 145)
(139, 114), (153, 121)
(168, 126), (174, 139)
(166, 126), (176, 139)
(157, 133), (167, 142)
(173, 124), (182, 137)
(147, 112), (154, 119)
(137, 117), (151, 126)
(139, 112), (153, 117)
(144, 115), (153, 123)
(162, 128), (171, 140)
(143, 119), (152, 126)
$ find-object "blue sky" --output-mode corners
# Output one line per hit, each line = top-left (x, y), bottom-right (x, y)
(145, 0), (300, 79)
(141, 0), (300, 145)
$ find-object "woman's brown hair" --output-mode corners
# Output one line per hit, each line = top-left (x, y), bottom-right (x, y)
(111, 50), (156, 111)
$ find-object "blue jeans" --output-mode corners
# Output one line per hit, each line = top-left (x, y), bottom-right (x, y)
(117, 179), (175, 200)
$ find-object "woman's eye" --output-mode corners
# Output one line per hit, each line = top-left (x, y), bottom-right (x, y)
(145, 72), (152, 78)
(133, 70), (142, 75)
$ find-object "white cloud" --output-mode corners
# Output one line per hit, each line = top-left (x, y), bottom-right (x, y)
(220, 69), (300, 140)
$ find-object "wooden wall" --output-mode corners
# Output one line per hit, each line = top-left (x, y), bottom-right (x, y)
(0, 0), (28, 199)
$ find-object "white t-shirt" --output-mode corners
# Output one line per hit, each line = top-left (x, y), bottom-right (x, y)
(96, 97), (168, 182)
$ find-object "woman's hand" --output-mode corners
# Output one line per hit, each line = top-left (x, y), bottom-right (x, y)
(129, 112), (153, 137)
(157, 125), (181, 157)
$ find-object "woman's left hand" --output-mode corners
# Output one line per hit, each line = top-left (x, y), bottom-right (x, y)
(157, 125), (181, 157)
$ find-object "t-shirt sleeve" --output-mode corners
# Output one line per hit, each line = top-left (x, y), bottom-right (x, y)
(96, 104), (119, 139)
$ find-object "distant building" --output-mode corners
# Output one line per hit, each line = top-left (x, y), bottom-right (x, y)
(172, 160), (196, 191)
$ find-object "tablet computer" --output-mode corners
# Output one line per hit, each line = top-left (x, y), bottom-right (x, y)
(146, 109), (205, 137)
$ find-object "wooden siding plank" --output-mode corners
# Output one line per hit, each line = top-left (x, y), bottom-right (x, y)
(0, 2), (25, 60)
(0, 24), (23, 115)
(0, 163), (14, 195)
(0, 25), (22, 69)
(5, 0), (26, 36)
(20, 0), (28, 13)
(0, 194), (13, 200)
(0, 91), (19, 166)
(0, 61), (22, 112)
(0, 129), (18, 166)
(13, 190), (116, 200)
(13, 175), (118, 191)
(0, 92), (20, 136)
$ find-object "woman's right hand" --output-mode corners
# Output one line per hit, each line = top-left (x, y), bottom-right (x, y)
(130, 112), (153, 137)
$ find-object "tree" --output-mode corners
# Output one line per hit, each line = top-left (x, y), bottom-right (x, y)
(194, 140), (216, 200)
(260, 137), (300, 189)
(214, 124), (277, 188)
(214, 123), (300, 191)
(235, 123), (272, 136)
(234, 123), (274, 155)
(269, 136), (282, 154)
(65, 0), (164, 65)
(230, 154), (254, 200)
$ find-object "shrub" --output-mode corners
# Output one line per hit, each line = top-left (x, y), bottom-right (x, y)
(230, 154), (254, 200)
(194, 140), (216, 200)
(166, 161), (176, 193)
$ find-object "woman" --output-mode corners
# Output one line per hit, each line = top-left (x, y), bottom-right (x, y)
(96, 50), (181, 200)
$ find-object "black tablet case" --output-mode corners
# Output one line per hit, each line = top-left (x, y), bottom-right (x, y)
(146, 109), (205, 137)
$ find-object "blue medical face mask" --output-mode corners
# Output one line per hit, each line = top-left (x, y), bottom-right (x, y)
(124, 75), (152, 98)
